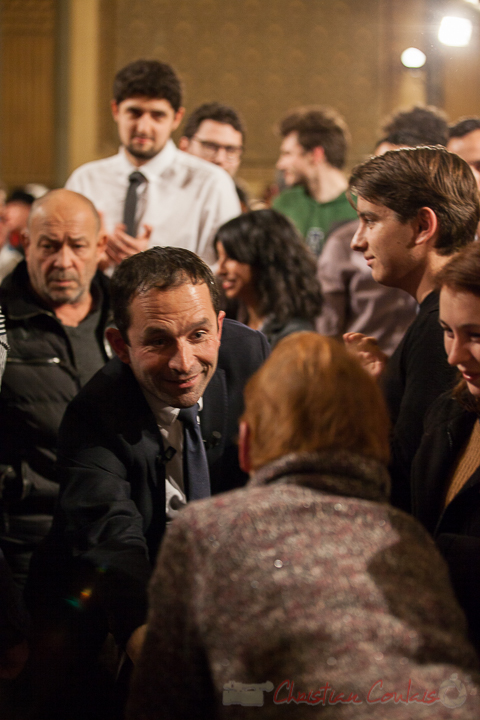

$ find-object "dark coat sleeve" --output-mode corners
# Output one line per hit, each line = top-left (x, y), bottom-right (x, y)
(384, 297), (456, 511)
(53, 360), (166, 647)
(126, 517), (215, 720)
(0, 549), (29, 656)
(436, 534), (480, 653)
(410, 394), (480, 654)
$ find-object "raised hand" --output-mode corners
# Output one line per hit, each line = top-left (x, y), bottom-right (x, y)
(343, 332), (388, 379)
(106, 223), (153, 265)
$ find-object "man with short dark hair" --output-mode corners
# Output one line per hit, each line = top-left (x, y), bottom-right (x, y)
(345, 146), (480, 511)
(273, 106), (357, 254)
(179, 102), (249, 208)
(375, 104), (449, 155)
(28, 247), (269, 682)
(66, 60), (240, 267)
(179, 102), (244, 177)
(0, 189), (111, 585)
(448, 116), (480, 189)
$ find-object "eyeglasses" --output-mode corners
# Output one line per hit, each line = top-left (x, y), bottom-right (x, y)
(192, 136), (243, 161)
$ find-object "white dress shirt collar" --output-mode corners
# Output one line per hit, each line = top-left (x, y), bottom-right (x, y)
(118, 140), (177, 183)
(142, 387), (203, 427)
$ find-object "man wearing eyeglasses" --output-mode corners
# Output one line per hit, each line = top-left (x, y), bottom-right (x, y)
(66, 61), (240, 267)
(179, 103), (250, 210)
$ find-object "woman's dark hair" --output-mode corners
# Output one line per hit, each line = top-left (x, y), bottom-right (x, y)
(437, 243), (480, 412)
(214, 209), (323, 324)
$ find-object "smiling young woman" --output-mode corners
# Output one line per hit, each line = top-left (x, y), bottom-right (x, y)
(214, 209), (323, 348)
(412, 241), (480, 655)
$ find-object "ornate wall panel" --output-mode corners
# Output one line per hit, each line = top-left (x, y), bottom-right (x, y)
(443, 35), (480, 123)
(1, 0), (55, 187)
(3, 0), (480, 194)
(99, 0), (385, 193)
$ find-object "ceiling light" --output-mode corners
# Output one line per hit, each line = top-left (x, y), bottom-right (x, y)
(401, 47), (427, 68)
(438, 16), (473, 46)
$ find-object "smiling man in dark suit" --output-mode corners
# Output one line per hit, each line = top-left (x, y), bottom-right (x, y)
(26, 246), (269, 718)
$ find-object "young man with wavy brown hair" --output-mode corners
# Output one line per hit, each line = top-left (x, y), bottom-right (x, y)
(345, 146), (480, 512)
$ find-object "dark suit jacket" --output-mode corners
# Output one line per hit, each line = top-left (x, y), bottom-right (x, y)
(28, 319), (269, 647)
(383, 291), (456, 512)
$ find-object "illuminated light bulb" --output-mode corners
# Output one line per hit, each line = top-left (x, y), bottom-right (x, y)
(438, 16), (473, 46)
(401, 47), (427, 68)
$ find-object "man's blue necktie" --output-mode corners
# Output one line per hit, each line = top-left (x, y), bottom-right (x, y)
(178, 404), (211, 501)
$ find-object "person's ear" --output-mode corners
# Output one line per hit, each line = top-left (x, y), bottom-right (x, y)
(178, 136), (190, 152)
(216, 310), (225, 341)
(312, 146), (326, 164)
(95, 210), (108, 258)
(105, 327), (131, 364)
(95, 231), (108, 259)
(22, 230), (30, 256)
(110, 100), (119, 122)
(172, 107), (185, 132)
(238, 420), (252, 474)
(414, 207), (438, 246)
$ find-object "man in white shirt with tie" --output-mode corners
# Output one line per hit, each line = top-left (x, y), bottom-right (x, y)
(66, 59), (240, 267)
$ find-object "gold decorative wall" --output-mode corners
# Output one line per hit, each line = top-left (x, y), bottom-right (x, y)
(444, 32), (480, 120)
(99, 0), (387, 193)
(2, 0), (480, 192)
(1, 0), (55, 188)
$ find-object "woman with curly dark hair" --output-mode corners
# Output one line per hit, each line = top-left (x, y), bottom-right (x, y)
(214, 209), (323, 347)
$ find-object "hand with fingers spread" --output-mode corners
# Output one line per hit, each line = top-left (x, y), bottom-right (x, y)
(106, 223), (153, 265)
(343, 332), (388, 379)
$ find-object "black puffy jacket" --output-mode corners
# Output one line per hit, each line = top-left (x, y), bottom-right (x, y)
(0, 261), (111, 575)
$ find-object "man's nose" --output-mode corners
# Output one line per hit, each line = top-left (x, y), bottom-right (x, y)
(168, 340), (195, 374)
(52, 244), (75, 268)
(212, 147), (228, 168)
(351, 226), (365, 251)
(136, 112), (154, 135)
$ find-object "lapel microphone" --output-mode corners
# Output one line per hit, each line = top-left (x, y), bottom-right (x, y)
(158, 446), (176, 465)
(204, 431), (222, 451)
